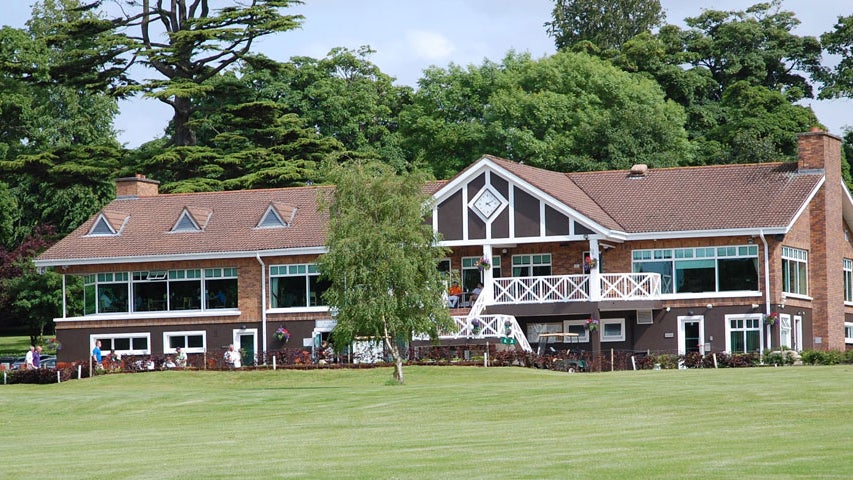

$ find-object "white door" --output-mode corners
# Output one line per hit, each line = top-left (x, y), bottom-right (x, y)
(677, 316), (705, 355)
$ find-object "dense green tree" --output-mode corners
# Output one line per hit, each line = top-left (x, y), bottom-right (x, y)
(53, 0), (305, 147)
(189, 47), (412, 169)
(546, 0), (665, 51)
(318, 160), (452, 384)
(401, 51), (692, 178)
(818, 15), (853, 101)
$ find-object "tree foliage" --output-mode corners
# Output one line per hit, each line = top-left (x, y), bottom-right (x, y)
(52, 0), (305, 146)
(546, 0), (665, 51)
(818, 14), (853, 100)
(401, 51), (691, 178)
(317, 160), (452, 383)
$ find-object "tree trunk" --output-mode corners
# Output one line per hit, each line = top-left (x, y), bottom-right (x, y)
(172, 96), (197, 147)
(384, 322), (404, 384)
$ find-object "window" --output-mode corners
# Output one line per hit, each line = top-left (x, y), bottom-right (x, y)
(527, 322), (563, 343)
(94, 333), (150, 355)
(726, 316), (762, 353)
(164, 331), (206, 353)
(88, 215), (117, 235)
(173, 210), (201, 232)
(83, 273), (129, 315)
(83, 268), (237, 315)
(633, 246), (759, 294)
(270, 264), (330, 308)
(600, 318), (625, 342)
(846, 323), (853, 344)
(461, 256), (501, 291)
(782, 246), (808, 296)
(513, 254), (551, 277)
(562, 320), (590, 343)
(203, 268), (238, 309)
(844, 259), (853, 303)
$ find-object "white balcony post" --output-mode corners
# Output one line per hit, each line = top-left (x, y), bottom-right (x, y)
(588, 238), (601, 302)
(482, 244), (494, 303)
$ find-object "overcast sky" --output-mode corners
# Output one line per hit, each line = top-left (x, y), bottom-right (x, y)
(3, 0), (851, 147)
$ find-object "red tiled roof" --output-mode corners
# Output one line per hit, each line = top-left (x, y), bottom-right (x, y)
(38, 186), (332, 264)
(567, 162), (821, 232)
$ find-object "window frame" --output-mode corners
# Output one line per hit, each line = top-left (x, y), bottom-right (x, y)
(844, 259), (853, 304)
(781, 246), (809, 297)
(92, 333), (151, 356)
(561, 320), (590, 343)
(632, 245), (759, 295)
(724, 314), (764, 353)
(269, 263), (329, 309)
(512, 253), (552, 277)
(600, 318), (626, 342)
(163, 330), (206, 354)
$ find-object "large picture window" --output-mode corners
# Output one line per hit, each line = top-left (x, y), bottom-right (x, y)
(83, 268), (237, 315)
(270, 263), (330, 308)
(632, 246), (758, 294)
(781, 247), (808, 296)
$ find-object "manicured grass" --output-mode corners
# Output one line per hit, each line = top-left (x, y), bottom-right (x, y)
(0, 335), (31, 356)
(2, 365), (852, 479)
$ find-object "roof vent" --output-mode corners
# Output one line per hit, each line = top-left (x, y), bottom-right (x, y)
(628, 164), (648, 178)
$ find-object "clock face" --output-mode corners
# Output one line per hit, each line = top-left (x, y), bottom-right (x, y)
(473, 188), (502, 218)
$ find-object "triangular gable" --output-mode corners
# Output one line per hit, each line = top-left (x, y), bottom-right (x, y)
(87, 210), (129, 236)
(431, 156), (615, 239)
(257, 202), (296, 228)
(172, 206), (211, 233)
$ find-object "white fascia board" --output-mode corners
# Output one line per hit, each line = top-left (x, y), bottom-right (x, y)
(432, 157), (610, 236)
(842, 180), (853, 232)
(626, 227), (788, 241)
(33, 246), (328, 268)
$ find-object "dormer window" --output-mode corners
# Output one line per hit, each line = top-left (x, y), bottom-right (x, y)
(257, 202), (296, 229)
(171, 206), (211, 233)
(87, 210), (129, 236)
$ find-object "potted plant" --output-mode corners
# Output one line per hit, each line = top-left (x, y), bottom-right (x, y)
(764, 312), (779, 326)
(470, 318), (482, 335)
(274, 326), (290, 342)
(585, 318), (599, 332)
(584, 256), (598, 269)
(476, 257), (491, 271)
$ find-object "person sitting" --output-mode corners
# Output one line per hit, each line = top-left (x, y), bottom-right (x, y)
(162, 356), (176, 369)
(175, 347), (187, 368)
(447, 281), (463, 307)
(470, 282), (483, 303)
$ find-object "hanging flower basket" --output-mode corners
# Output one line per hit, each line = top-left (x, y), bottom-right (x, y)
(470, 318), (482, 335)
(584, 256), (598, 269)
(274, 326), (290, 342)
(764, 312), (779, 326)
(585, 318), (599, 332)
(476, 257), (491, 271)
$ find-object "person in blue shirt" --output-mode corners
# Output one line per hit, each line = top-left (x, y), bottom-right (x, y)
(92, 340), (102, 366)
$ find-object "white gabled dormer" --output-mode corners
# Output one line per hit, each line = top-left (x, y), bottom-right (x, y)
(171, 206), (212, 233)
(257, 202), (297, 229)
(86, 210), (129, 236)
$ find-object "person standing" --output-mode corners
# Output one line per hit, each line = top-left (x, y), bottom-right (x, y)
(92, 340), (103, 366)
(224, 344), (241, 369)
(33, 345), (42, 369)
(24, 346), (35, 370)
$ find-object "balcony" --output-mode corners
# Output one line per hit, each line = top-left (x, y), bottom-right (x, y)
(491, 273), (661, 304)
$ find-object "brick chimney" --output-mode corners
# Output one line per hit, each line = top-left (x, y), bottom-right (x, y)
(115, 174), (160, 198)
(798, 128), (844, 350)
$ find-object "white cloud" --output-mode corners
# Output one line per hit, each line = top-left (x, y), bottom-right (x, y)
(406, 30), (456, 61)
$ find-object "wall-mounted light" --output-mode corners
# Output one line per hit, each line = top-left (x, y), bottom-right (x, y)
(665, 307), (671, 312)
(747, 237), (754, 244)
(706, 304), (713, 309)
(501, 248), (507, 254)
(688, 310), (694, 316)
(751, 304), (760, 310)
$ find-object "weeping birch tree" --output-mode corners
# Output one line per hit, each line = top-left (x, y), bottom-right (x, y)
(318, 161), (452, 384)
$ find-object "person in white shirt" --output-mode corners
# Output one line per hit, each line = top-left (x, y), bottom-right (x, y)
(224, 344), (242, 369)
(24, 346), (35, 370)
(175, 347), (188, 368)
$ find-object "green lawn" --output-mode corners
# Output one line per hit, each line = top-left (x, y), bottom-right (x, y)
(2, 365), (851, 479)
(0, 335), (32, 357)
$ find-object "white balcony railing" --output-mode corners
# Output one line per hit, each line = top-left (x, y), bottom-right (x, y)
(492, 273), (661, 304)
